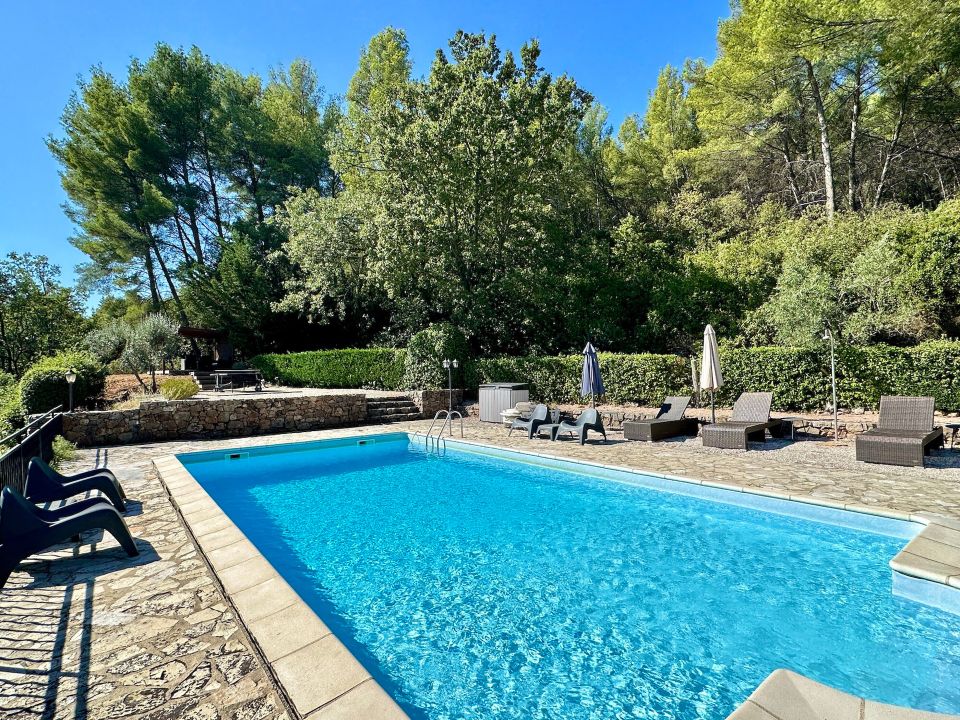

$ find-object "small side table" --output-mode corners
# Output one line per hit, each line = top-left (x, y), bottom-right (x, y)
(945, 423), (960, 449)
(776, 417), (805, 440)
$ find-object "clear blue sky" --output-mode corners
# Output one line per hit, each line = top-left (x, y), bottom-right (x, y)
(0, 0), (729, 289)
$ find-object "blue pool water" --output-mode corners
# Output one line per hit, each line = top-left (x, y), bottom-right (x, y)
(179, 435), (960, 719)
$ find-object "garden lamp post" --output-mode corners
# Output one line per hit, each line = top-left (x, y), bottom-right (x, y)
(822, 328), (839, 441)
(65, 368), (77, 413)
(443, 359), (459, 413)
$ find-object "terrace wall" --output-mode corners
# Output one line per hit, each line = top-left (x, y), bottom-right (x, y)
(62, 393), (367, 447)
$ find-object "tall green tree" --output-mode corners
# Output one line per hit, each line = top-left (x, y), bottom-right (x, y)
(282, 31), (592, 352)
(0, 254), (87, 376)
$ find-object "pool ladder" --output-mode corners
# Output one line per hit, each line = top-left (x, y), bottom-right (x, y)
(415, 410), (463, 453)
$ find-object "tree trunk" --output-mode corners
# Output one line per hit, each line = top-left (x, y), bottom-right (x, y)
(181, 162), (205, 264)
(780, 134), (802, 207)
(848, 62), (862, 211)
(874, 93), (907, 208)
(148, 234), (189, 326)
(203, 141), (226, 242)
(805, 59), (836, 219)
(143, 247), (162, 308)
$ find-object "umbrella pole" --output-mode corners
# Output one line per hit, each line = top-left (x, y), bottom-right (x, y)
(710, 389), (715, 424)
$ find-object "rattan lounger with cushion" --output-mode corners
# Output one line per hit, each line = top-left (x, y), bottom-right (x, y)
(701, 392), (785, 450)
(509, 404), (551, 439)
(555, 408), (607, 445)
(0, 487), (139, 589)
(623, 396), (699, 441)
(25, 457), (127, 513)
(855, 396), (944, 467)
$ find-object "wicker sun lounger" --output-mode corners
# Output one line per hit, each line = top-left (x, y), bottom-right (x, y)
(25, 458), (127, 513)
(855, 396), (944, 467)
(556, 408), (606, 445)
(701, 392), (785, 450)
(509, 404), (551, 439)
(623, 396), (699, 441)
(0, 487), (139, 589)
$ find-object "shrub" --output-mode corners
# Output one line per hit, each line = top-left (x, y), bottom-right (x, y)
(0, 381), (23, 440)
(51, 435), (78, 469)
(251, 349), (407, 390)
(159, 377), (199, 400)
(19, 351), (106, 414)
(404, 323), (472, 390)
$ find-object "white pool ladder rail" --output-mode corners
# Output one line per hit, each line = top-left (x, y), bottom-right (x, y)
(415, 409), (463, 452)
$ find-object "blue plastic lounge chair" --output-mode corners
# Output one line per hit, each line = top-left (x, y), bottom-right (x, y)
(25, 457), (126, 513)
(556, 408), (606, 445)
(509, 404), (550, 439)
(0, 487), (138, 590)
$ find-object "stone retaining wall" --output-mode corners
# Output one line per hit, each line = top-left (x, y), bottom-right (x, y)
(63, 394), (366, 447)
(409, 389), (464, 418)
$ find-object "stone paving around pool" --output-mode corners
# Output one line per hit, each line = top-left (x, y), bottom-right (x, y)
(3, 416), (960, 719)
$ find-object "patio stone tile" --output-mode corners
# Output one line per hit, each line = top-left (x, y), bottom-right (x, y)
(206, 538), (260, 571)
(190, 514), (233, 536)
(902, 537), (960, 568)
(272, 634), (370, 716)
(232, 576), (300, 625)
(248, 601), (332, 662)
(195, 525), (247, 553)
(725, 701), (781, 720)
(218, 556), (278, 595)
(181, 505), (225, 525)
(746, 669), (861, 719)
(305, 678), (408, 719)
(890, 552), (957, 584)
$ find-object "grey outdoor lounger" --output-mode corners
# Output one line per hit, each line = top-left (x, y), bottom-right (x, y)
(623, 396), (699, 441)
(509, 404), (551, 439)
(25, 457), (127, 513)
(701, 392), (785, 450)
(855, 395), (944, 467)
(0, 487), (139, 589)
(556, 408), (606, 445)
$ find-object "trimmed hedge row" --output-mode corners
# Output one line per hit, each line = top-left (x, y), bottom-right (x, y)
(251, 341), (960, 411)
(478, 342), (960, 411)
(251, 349), (407, 390)
(475, 353), (691, 406)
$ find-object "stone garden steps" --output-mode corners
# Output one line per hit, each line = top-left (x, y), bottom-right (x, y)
(367, 396), (423, 422)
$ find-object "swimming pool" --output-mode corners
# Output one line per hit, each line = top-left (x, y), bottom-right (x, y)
(178, 433), (960, 719)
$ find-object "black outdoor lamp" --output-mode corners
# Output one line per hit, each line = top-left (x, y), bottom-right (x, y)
(65, 368), (77, 412)
(442, 358), (459, 413)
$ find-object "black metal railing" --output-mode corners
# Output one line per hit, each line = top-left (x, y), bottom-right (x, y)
(0, 406), (64, 495)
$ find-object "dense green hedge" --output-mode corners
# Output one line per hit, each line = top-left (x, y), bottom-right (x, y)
(250, 341), (960, 411)
(476, 353), (691, 406)
(19, 351), (106, 414)
(251, 349), (407, 390)
(477, 341), (960, 411)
